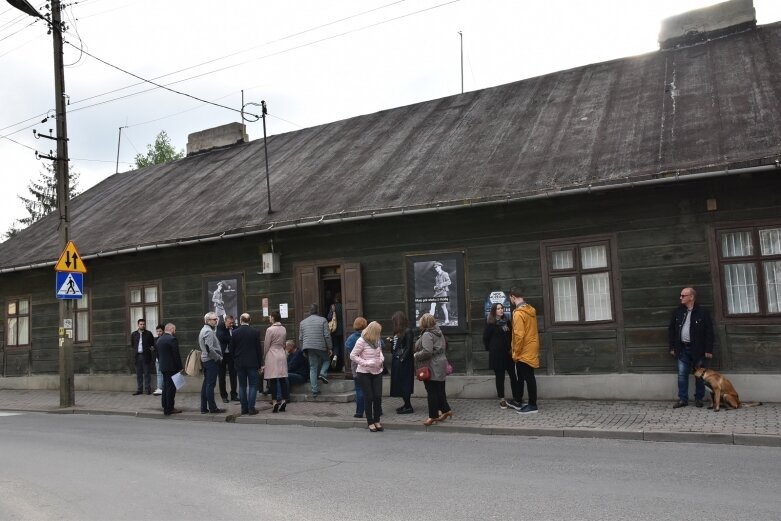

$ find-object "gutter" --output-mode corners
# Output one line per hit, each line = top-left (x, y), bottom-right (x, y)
(2, 161), (779, 274)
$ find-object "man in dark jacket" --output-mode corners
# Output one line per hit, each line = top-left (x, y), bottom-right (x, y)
(668, 287), (715, 408)
(230, 313), (263, 415)
(286, 340), (309, 386)
(216, 315), (238, 404)
(156, 323), (182, 416)
(130, 318), (155, 395)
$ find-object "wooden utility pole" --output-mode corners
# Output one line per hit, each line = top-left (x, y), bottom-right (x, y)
(52, 0), (75, 407)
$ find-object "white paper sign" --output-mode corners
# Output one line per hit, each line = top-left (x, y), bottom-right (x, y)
(171, 372), (186, 390)
(279, 303), (288, 319)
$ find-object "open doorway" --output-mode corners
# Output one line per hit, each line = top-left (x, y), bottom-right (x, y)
(321, 268), (344, 373)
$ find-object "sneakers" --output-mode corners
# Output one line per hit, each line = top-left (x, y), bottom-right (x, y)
(694, 399), (704, 408)
(153, 388), (162, 396)
(318, 375), (329, 384)
(672, 401), (688, 409)
(505, 399), (523, 411)
(499, 399), (508, 409)
(518, 404), (538, 414)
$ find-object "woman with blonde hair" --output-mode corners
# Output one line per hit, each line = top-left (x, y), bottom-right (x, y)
(350, 320), (385, 432)
(414, 313), (452, 426)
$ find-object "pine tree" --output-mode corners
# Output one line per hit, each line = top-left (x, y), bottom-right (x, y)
(4, 163), (80, 240)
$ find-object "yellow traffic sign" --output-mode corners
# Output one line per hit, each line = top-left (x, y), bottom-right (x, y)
(54, 241), (87, 273)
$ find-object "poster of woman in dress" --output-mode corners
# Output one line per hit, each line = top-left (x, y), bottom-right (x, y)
(407, 253), (465, 331)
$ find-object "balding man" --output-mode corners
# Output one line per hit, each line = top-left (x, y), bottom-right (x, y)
(231, 313), (263, 415)
(156, 323), (182, 416)
(668, 287), (715, 409)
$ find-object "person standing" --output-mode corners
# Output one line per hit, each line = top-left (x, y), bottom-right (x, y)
(429, 261), (452, 325)
(350, 321), (385, 432)
(263, 311), (289, 413)
(327, 294), (344, 372)
(483, 303), (522, 410)
(216, 315), (238, 404)
(298, 304), (332, 396)
(152, 324), (164, 396)
(231, 313), (263, 415)
(389, 311), (415, 414)
(130, 318), (155, 396)
(345, 317), (367, 418)
(509, 287), (540, 415)
(668, 287), (715, 408)
(414, 313), (452, 426)
(212, 281), (226, 319)
(156, 323), (182, 416)
(199, 312), (224, 414)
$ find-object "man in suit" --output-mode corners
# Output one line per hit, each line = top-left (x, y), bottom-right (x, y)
(156, 323), (183, 416)
(130, 318), (155, 395)
(230, 313), (263, 415)
(216, 314), (239, 404)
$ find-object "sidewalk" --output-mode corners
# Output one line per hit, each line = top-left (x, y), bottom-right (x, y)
(1, 389), (779, 447)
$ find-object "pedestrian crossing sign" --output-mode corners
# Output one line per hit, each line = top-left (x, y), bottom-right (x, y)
(56, 271), (84, 299)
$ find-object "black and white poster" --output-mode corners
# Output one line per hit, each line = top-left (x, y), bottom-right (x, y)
(203, 274), (243, 319)
(406, 252), (466, 332)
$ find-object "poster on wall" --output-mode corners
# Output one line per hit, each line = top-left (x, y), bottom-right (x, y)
(406, 252), (466, 332)
(203, 274), (244, 319)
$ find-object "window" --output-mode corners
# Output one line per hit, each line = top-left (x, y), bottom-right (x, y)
(717, 226), (781, 317)
(74, 292), (90, 343)
(542, 237), (617, 326)
(128, 282), (160, 332)
(7, 297), (30, 347)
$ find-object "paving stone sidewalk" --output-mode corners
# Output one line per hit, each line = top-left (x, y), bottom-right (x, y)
(1, 390), (779, 447)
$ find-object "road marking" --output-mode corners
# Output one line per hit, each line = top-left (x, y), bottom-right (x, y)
(0, 412), (23, 417)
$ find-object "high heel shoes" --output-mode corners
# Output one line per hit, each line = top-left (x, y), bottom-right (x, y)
(272, 403), (280, 413)
(436, 410), (453, 422)
(423, 418), (437, 426)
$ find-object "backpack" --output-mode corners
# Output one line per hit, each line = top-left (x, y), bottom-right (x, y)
(184, 349), (202, 376)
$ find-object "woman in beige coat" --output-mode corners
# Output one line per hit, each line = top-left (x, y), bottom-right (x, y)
(263, 310), (289, 412)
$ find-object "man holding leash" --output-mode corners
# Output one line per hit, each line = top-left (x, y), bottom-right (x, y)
(668, 287), (715, 408)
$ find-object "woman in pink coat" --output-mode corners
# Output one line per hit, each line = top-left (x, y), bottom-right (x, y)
(350, 321), (385, 432)
(263, 310), (289, 412)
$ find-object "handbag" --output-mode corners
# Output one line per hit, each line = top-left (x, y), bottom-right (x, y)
(328, 313), (337, 333)
(416, 366), (431, 381)
(184, 349), (202, 376)
(446, 361), (454, 375)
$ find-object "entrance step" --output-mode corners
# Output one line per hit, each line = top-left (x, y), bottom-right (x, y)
(287, 378), (356, 402)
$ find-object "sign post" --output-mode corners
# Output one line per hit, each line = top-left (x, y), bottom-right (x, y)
(54, 240), (86, 407)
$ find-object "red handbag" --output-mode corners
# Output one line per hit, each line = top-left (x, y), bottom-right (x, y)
(416, 366), (431, 381)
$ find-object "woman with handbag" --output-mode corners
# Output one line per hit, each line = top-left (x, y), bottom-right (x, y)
(263, 311), (289, 413)
(483, 302), (522, 410)
(388, 311), (415, 414)
(350, 320), (385, 432)
(414, 313), (452, 426)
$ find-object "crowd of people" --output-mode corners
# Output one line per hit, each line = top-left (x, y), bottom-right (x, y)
(130, 283), (710, 423)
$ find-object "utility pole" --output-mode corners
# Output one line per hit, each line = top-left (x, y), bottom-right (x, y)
(458, 30), (464, 94)
(261, 100), (272, 215)
(116, 126), (126, 174)
(52, 0), (75, 407)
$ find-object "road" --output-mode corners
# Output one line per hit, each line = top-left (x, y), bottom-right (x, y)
(0, 411), (779, 520)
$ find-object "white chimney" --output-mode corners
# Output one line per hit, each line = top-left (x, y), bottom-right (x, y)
(186, 122), (248, 156)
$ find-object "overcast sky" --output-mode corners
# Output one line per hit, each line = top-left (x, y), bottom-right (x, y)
(2, 0), (780, 240)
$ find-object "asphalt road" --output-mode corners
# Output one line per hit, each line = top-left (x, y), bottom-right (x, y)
(0, 411), (779, 521)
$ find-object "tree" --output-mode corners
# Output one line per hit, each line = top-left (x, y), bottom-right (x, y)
(4, 163), (80, 240)
(134, 130), (184, 168)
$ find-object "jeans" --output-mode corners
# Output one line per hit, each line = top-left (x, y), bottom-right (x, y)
(354, 378), (364, 416)
(201, 359), (219, 412)
(356, 372), (382, 424)
(423, 380), (450, 420)
(155, 359), (163, 390)
(287, 373), (307, 386)
(307, 350), (330, 393)
(494, 362), (520, 401)
(515, 361), (537, 406)
(270, 378), (289, 401)
(236, 366), (259, 413)
(677, 348), (706, 403)
(135, 353), (151, 393)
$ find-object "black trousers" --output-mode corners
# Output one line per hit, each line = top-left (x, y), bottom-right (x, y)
(494, 363), (520, 401)
(135, 353), (151, 393)
(423, 380), (451, 420)
(515, 361), (537, 406)
(268, 377), (290, 401)
(161, 371), (177, 415)
(356, 372), (383, 424)
(218, 351), (237, 399)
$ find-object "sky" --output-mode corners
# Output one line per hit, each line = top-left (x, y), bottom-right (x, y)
(2, 0), (781, 240)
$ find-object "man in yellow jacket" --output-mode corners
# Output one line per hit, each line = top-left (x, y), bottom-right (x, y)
(509, 287), (540, 414)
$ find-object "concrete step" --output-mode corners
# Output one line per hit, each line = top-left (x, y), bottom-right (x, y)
(289, 391), (355, 403)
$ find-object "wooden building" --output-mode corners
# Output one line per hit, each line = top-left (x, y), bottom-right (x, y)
(1, 4), (780, 385)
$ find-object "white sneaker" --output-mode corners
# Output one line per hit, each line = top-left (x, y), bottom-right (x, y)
(153, 389), (162, 396)
(499, 399), (508, 409)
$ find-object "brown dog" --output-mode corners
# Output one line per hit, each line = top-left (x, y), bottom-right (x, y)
(692, 367), (762, 411)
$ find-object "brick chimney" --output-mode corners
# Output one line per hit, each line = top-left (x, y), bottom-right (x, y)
(186, 122), (249, 156)
(659, 0), (756, 50)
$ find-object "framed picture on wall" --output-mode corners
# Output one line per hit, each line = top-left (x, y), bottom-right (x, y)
(406, 252), (466, 332)
(203, 274), (244, 320)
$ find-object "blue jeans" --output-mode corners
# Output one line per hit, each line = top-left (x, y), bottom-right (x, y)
(236, 366), (259, 413)
(201, 359), (219, 412)
(354, 377), (365, 416)
(287, 373), (307, 387)
(307, 350), (330, 393)
(677, 348), (705, 403)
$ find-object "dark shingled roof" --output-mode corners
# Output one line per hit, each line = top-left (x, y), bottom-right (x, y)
(3, 21), (781, 270)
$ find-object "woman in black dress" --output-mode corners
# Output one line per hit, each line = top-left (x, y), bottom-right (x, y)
(388, 311), (415, 414)
(483, 302), (522, 410)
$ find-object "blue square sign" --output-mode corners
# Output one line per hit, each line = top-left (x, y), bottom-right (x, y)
(56, 272), (84, 299)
